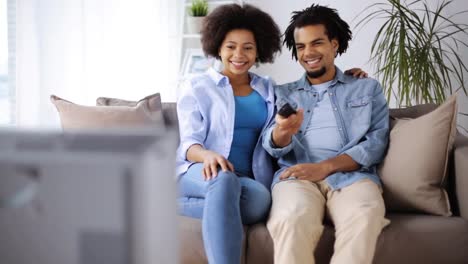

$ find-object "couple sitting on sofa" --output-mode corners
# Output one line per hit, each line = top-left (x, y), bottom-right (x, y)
(176, 3), (389, 264)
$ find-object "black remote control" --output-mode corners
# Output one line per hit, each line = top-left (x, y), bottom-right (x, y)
(277, 102), (297, 118)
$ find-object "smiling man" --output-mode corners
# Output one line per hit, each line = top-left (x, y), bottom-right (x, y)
(262, 4), (390, 264)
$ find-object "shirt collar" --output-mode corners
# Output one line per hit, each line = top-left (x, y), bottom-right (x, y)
(207, 67), (228, 86)
(248, 71), (262, 87)
(206, 67), (261, 87)
(333, 67), (349, 84)
(298, 66), (349, 89)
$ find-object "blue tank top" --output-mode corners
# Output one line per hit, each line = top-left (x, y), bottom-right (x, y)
(228, 90), (267, 177)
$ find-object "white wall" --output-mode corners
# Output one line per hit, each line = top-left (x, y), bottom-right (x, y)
(249, 0), (468, 131)
(15, 0), (177, 128)
(449, 0), (468, 132)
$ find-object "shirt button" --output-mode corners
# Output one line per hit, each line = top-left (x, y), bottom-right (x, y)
(307, 110), (311, 113)
(338, 127), (343, 131)
(334, 108), (338, 111)
(329, 92), (333, 96)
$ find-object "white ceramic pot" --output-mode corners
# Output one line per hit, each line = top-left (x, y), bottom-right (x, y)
(186, 16), (205, 34)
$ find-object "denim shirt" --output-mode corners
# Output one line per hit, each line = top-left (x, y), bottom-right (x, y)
(176, 68), (276, 190)
(263, 68), (389, 190)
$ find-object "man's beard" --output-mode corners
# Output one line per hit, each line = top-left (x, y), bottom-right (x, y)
(306, 67), (326, 79)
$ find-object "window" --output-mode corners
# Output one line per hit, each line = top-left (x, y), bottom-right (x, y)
(0, 0), (14, 125)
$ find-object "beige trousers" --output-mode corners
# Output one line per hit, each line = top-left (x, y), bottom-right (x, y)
(267, 178), (390, 264)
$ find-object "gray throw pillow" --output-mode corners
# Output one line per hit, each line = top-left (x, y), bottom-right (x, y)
(50, 94), (165, 130)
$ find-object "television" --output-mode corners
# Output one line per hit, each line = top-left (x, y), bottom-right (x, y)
(0, 128), (179, 264)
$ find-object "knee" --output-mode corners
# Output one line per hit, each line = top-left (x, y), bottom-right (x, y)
(207, 171), (241, 198)
(251, 185), (271, 214)
(360, 202), (387, 227)
(267, 210), (324, 244)
(344, 201), (387, 232)
(241, 185), (271, 225)
(268, 206), (322, 234)
(361, 198), (386, 217)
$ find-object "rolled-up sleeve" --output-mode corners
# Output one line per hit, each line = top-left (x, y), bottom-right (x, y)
(344, 82), (389, 168)
(177, 80), (207, 161)
(262, 121), (295, 158)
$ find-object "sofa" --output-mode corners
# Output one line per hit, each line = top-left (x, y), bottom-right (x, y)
(50, 94), (468, 264)
(170, 103), (468, 264)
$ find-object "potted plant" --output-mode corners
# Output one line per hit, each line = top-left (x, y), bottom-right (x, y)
(355, 0), (468, 107)
(186, 0), (209, 34)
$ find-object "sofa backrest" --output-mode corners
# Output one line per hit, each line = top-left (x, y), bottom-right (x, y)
(389, 103), (438, 119)
(165, 101), (441, 135)
(162, 103), (178, 129)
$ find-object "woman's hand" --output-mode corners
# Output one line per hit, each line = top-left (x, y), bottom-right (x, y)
(201, 150), (234, 180)
(186, 144), (234, 180)
(344, 68), (368, 78)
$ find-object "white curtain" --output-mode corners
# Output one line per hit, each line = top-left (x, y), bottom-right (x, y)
(16, 0), (179, 128)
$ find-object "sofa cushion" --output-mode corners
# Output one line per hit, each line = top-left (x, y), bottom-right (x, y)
(178, 216), (247, 264)
(246, 215), (468, 264)
(454, 134), (468, 219)
(50, 94), (165, 130)
(378, 95), (458, 216)
(178, 216), (207, 264)
(95, 95), (147, 107)
(96, 94), (178, 128)
(373, 214), (468, 264)
(160, 103), (179, 128)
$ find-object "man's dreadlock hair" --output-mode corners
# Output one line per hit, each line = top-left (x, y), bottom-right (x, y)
(283, 4), (352, 60)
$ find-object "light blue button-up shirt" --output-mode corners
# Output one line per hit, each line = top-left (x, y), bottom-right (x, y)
(176, 68), (276, 189)
(263, 67), (389, 190)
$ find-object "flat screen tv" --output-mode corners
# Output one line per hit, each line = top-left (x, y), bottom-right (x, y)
(0, 128), (179, 264)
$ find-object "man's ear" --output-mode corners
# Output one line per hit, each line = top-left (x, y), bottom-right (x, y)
(332, 39), (339, 53)
(331, 39), (339, 57)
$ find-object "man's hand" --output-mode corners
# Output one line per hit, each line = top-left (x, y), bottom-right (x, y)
(201, 150), (234, 180)
(272, 109), (304, 147)
(344, 68), (368, 78)
(279, 162), (333, 182)
(280, 154), (361, 181)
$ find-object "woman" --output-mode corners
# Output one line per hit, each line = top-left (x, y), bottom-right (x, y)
(176, 4), (366, 264)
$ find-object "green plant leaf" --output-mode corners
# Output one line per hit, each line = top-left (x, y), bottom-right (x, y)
(354, 0), (468, 106)
(189, 0), (208, 17)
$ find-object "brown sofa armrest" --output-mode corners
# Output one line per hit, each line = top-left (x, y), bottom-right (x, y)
(455, 133), (468, 220)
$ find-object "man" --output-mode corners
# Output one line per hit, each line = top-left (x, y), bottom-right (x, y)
(262, 4), (390, 264)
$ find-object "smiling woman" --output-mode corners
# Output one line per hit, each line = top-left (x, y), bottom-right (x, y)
(176, 4), (282, 264)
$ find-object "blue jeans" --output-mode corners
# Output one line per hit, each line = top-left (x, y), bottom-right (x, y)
(178, 163), (271, 264)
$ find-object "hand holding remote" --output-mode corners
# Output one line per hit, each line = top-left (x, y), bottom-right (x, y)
(272, 102), (304, 148)
(277, 102), (297, 118)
